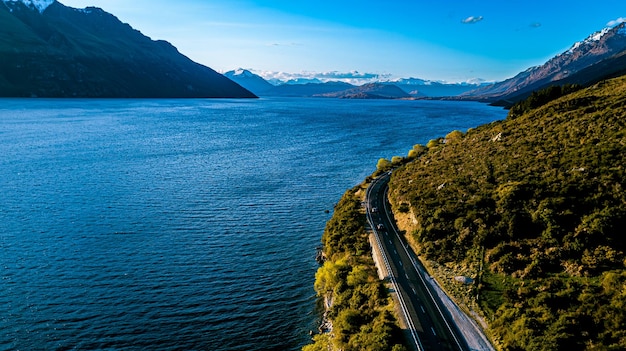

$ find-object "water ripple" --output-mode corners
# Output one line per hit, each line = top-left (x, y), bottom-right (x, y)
(0, 98), (506, 350)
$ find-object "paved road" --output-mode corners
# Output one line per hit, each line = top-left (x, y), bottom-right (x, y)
(366, 172), (468, 351)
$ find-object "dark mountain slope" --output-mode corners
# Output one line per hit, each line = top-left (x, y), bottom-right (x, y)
(388, 76), (626, 350)
(389, 78), (486, 98)
(266, 81), (355, 97)
(0, 1), (255, 98)
(545, 49), (626, 90)
(315, 83), (411, 99)
(495, 51), (626, 106)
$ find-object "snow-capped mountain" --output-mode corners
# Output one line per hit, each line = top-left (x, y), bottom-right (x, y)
(223, 68), (488, 97)
(224, 69), (274, 94)
(0, 1), (255, 98)
(463, 22), (626, 102)
(566, 27), (612, 54)
(2, 0), (54, 13)
(223, 69), (359, 97)
(283, 78), (323, 85)
(388, 77), (430, 86)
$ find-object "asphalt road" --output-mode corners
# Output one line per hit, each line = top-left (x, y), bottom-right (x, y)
(366, 172), (468, 351)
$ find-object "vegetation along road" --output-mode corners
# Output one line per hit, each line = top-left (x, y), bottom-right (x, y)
(366, 172), (469, 351)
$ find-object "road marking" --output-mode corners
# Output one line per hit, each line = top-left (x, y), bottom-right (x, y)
(431, 327), (437, 336)
(412, 288), (417, 295)
(399, 261), (403, 266)
(421, 305), (426, 313)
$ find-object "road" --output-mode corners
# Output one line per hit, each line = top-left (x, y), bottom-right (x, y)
(366, 172), (468, 351)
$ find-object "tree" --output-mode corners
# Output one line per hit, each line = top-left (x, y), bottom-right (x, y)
(314, 260), (346, 294)
(302, 334), (331, 351)
(377, 158), (392, 172)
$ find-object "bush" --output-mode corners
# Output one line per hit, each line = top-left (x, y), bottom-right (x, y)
(426, 138), (442, 148)
(377, 158), (393, 172)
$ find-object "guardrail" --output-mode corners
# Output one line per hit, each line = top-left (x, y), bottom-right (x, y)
(381, 186), (465, 351)
(366, 175), (424, 351)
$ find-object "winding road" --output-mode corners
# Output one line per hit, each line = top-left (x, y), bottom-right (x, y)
(366, 172), (469, 351)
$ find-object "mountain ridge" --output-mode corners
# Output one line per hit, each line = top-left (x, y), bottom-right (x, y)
(314, 83), (410, 99)
(223, 69), (485, 98)
(0, 1), (256, 98)
(224, 69), (275, 95)
(2, 0), (54, 13)
(462, 22), (626, 104)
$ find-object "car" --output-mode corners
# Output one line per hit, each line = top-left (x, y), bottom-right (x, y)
(371, 207), (378, 213)
(376, 224), (385, 231)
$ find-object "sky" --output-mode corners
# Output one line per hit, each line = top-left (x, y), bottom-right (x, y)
(58, 0), (626, 83)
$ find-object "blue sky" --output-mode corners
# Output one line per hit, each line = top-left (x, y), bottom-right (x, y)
(60, 0), (626, 83)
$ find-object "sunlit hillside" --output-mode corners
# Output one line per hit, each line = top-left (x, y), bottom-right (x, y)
(389, 75), (626, 350)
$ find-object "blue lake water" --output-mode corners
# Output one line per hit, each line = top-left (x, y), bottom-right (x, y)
(0, 98), (506, 351)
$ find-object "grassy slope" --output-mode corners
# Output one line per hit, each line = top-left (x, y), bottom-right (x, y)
(388, 76), (626, 350)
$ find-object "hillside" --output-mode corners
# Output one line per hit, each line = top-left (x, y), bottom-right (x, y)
(315, 83), (411, 99)
(389, 78), (485, 98)
(387, 76), (626, 350)
(267, 81), (355, 97)
(0, 1), (255, 98)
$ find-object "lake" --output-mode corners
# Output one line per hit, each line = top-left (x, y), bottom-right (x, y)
(0, 98), (506, 350)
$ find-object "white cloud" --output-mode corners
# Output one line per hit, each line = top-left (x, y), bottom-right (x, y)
(461, 16), (484, 24)
(316, 71), (381, 80)
(607, 17), (626, 27)
(268, 42), (302, 47)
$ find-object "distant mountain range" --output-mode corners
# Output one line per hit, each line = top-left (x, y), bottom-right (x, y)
(268, 81), (356, 97)
(462, 23), (626, 104)
(223, 69), (275, 95)
(5, 0), (625, 101)
(315, 83), (410, 99)
(224, 69), (487, 99)
(226, 23), (626, 103)
(0, 0), (255, 98)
